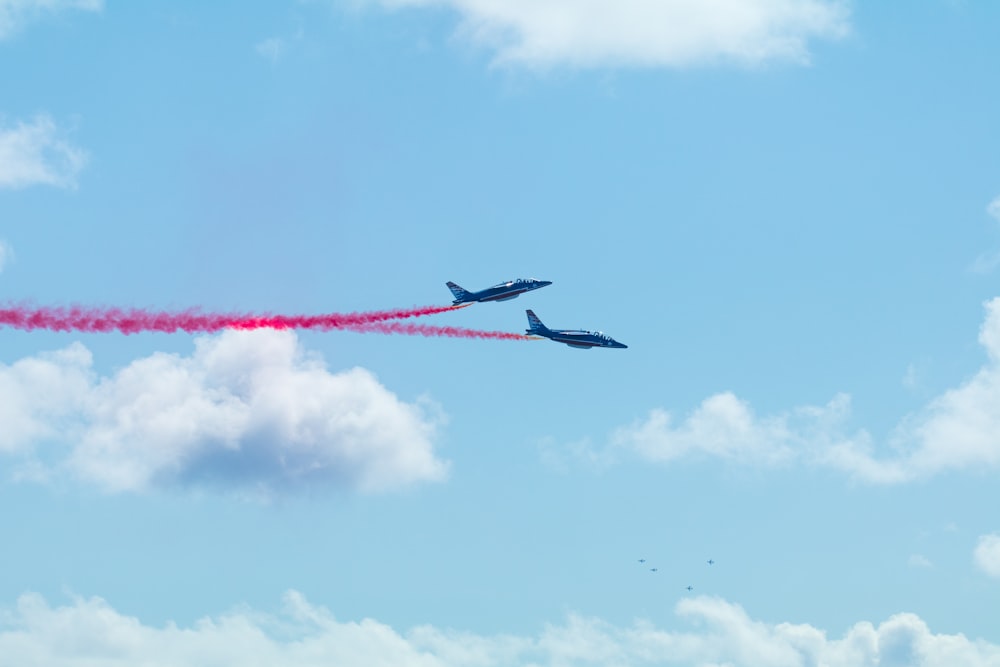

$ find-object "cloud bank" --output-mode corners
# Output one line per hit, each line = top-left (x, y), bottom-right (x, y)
(0, 0), (101, 40)
(608, 297), (1000, 483)
(363, 0), (850, 69)
(0, 115), (87, 190)
(1, 591), (998, 667)
(0, 329), (448, 495)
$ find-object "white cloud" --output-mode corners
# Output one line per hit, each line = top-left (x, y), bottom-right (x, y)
(612, 391), (855, 467)
(608, 297), (1000, 484)
(0, 330), (449, 495)
(362, 0), (850, 69)
(0, 0), (101, 40)
(974, 534), (1000, 579)
(612, 391), (872, 476)
(0, 343), (94, 455)
(0, 115), (87, 190)
(0, 240), (11, 272)
(909, 554), (932, 569)
(2, 591), (999, 667)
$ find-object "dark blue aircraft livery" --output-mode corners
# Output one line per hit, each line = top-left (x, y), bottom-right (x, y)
(525, 310), (627, 349)
(447, 278), (552, 305)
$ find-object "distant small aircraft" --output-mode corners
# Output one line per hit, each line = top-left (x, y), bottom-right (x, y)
(638, 559), (646, 564)
(707, 559), (714, 565)
(650, 568), (658, 573)
(525, 310), (627, 349)
(447, 278), (552, 305)
(686, 586), (694, 592)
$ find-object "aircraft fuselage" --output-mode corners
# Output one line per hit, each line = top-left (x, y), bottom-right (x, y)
(525, 310), (627, 349)
(448, 279), (552, 305)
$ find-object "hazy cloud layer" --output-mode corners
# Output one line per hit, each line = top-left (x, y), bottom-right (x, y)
(0, 330), (448, 495)
(974, 534), (1000, 579)
(0, 115), (87, 190)
(0, 0), (101, 40)
(2, 591), (998, 666)
(363, 0), (850, 69)
(608, 297), (1000, 483)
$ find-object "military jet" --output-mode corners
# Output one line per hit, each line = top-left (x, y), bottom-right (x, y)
(525, 310), (627, 349)
(686, 586), (694, 592)
(707, 559), (715, 565)
(447, 278), (552, 305)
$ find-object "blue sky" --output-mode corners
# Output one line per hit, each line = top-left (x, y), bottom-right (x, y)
(2, 0), (1000, 664)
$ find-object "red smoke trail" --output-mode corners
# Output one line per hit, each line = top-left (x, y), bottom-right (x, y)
(0, 303), (531, 339)
(348, 321), (535, 341)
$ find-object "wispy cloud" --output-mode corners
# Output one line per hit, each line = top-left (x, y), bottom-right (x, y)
(971, 196), (1000, 274)
(0, 329), (449, 495)
(974, 534), (1000, 579)
(0, 240), (11, 272)
(909, 553), (932, 569)
(0, 114), (87, 190)
(582, 297), (1000, 484)
(990, 197), (1000, 224)
(361, 0), (850, 69)
(0, 0), (102, 40)
(255, 36), (286, 63)
(254, 25), (303, 65)
(1, 591), (998, 666)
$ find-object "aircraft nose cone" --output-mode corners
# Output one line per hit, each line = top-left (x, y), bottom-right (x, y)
(538, 280), (552, 287)
(615, 341), (628, 349)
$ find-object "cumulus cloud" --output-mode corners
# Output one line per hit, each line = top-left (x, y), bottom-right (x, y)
(974, 534), (1000, 579)
(0, 115), (87, 190)
(1, 591), (998, 666)
(610, 391), (875, 477)
(607, 297), (1000, 484)
(0, 343), (93, 456)
(0, 0), (101, 40)
(362, 0), (850, 69)
(613, 391), (858, 467)
(0, 329), (448, 495)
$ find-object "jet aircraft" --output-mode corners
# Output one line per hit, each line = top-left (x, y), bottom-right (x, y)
(447, 278), (552, 305)
(525, 310), (627, 349)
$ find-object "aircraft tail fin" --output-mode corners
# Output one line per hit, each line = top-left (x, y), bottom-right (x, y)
(525, 309), (547, 333)
(446, 281), (470, 304)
